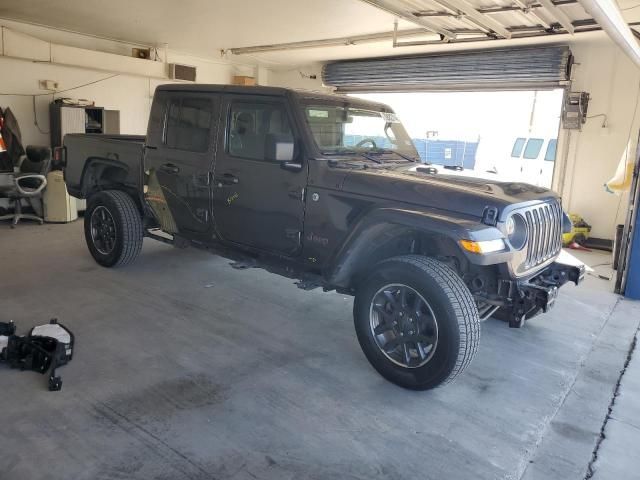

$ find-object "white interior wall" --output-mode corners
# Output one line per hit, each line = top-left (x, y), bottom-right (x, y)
(266, 64), (332, 93)
(558, 38), (640, 240)
(0, 19), (256, 147)
(1, 56), (153, 146)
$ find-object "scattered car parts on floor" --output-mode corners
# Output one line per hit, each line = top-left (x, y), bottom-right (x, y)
(0, 319), (74, 391)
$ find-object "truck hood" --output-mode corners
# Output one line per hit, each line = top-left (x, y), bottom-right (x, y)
(341, 165), (557, 218)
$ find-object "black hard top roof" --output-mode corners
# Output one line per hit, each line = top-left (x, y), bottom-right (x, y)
(154, 84), (391, 111)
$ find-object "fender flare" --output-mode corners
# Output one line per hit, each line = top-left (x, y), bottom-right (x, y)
(76, 156), (145, 214)
(325, 207), (510, 288)
(79, 156), (131, 196)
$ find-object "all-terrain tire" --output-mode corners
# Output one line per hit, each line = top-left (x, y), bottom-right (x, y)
(354, 255), (480, 390)
(84, 190), (143, 267)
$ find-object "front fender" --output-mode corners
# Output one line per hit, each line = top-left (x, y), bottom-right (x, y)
(325, 207), (512, 288)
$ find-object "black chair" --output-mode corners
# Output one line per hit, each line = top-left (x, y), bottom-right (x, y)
(0, 146), (51, 228)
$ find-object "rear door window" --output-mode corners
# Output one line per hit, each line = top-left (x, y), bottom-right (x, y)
(523, 138), (544, 160)
(511, 137), (526, 158)
(544, 139), (557, 162)
(165, 97), (213, 152)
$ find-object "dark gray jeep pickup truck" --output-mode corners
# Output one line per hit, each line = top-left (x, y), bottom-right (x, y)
(61, 84), (583, 390)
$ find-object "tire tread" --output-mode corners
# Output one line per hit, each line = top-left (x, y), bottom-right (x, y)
(376, 255), (480, 385)
(108, 190), (143, 267)
(87, 190), (143, 267)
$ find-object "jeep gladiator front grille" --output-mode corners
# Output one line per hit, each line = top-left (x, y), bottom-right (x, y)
(523, 201), (563, 269)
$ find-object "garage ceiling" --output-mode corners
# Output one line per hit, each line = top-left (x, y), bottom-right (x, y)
(0, 0), (412, 56)
(0, 0), (638, 66)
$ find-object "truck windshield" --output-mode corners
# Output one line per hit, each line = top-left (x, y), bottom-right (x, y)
(302, 103), (418, 160)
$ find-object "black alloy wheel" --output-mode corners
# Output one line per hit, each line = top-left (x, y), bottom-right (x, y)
(369, 284), (439, 368)
(90, 205), (117, 255)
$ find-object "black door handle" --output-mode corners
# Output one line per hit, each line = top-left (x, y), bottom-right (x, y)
(214, 173), (239, 186)
(192, 172), (211, 187)
(281, 161), (303, 172)
(160, 163), (180, 174)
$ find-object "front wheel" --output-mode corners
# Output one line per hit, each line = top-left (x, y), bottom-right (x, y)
(84, 190), (143, 267)
(354, 255), (480, 390)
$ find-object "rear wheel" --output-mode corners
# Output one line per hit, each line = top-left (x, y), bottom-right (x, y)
(84, 190), (143, 267)
(354, 255), (480, 390)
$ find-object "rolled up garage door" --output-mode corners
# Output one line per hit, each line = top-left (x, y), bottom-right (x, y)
(322, 45), (573, 92)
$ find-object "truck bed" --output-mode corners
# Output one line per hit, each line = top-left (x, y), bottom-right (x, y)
(64, 134), (145, 199)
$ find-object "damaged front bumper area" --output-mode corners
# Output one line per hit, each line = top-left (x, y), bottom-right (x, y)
(493, 262), (585, 328)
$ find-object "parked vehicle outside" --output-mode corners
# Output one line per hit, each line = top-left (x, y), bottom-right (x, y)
(470, 134), (558, 188)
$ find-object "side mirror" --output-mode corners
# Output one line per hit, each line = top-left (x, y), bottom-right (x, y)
(265, 134), (295, 162)
(265, 134), (302, 172)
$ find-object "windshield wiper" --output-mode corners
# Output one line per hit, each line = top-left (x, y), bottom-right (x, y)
(322, 149), (359, 155)
(360, 152), (382, 164)
(322, 150), (382, 164)
(327, 159), (375, 169)
(368, 148), (419, 162)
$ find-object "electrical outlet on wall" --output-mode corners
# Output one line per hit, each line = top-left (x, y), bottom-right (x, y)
(39, 80), (59, 91)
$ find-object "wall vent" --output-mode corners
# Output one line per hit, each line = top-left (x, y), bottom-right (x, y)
(168, 63), (197, 82)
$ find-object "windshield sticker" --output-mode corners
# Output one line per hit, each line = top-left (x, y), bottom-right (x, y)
(380, 112), (400, 123)
(308, 109), (329, 118)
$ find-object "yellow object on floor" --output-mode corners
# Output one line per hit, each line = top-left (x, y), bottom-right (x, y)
(562, 213), (592, 246)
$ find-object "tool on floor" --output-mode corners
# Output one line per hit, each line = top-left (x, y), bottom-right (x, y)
(0, 318), (74, 391)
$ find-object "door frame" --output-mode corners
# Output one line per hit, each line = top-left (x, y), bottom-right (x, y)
(210, 92), (307, 257)
(144, 90), (222, 241)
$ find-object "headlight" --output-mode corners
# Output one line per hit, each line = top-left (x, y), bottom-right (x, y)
(506, 216), (516, 236)
(460, 238), (506, 254)
(506, 213), (527, 250)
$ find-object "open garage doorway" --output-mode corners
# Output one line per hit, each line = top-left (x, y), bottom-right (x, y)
(323, 47), (633, 268)
(352, 89), (565, 189)
(351, 88), (634, 292)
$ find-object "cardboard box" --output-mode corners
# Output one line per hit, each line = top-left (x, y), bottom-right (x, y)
(233, 76), (256, 86)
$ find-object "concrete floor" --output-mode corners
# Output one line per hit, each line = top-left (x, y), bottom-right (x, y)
(591, 314), (640, 480)
(1, 221), (639, 480)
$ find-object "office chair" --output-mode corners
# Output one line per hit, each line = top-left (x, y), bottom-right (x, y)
(0, 146), (51, 228)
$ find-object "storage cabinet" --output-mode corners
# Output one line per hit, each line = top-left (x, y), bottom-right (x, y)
(49, 104), (120, 147)
(103, 109), (120, 135)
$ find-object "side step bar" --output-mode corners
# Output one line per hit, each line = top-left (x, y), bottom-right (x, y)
(145, 228), (190, 248)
